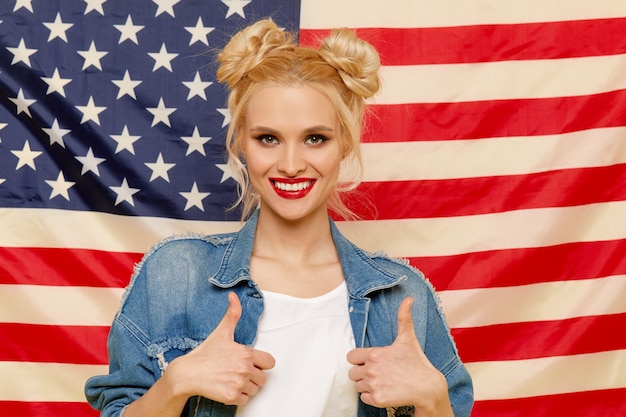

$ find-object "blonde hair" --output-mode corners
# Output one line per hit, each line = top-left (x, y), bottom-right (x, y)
(216, 19), (381, 220)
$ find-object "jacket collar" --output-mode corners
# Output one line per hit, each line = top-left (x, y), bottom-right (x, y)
(211, 210), (406, 298)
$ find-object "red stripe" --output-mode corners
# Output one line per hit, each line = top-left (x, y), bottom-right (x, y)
(453, 313), (626, 362)
(0, 401), (98, 417)
(0, 323), (109, 364)
(300, 18), (626, 65)
(410, 239), (626, 291)
(472, 388), (626, 417)
(0, 247), (140, 287)
(349, 164), (626, 220)
(363, 89), (626, 142)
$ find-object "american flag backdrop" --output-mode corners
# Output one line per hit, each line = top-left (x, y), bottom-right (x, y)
(1, 0), (625, 416)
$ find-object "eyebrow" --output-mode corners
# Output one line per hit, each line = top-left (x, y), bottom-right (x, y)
(249, 125), (335, 134)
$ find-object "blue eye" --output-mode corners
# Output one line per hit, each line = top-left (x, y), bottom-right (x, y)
(305, 134), (328, 144)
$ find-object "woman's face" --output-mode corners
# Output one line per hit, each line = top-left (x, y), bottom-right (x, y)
(242, 84), (344, 223)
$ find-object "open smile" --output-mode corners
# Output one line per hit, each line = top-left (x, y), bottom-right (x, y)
(270, 178), (316, 199)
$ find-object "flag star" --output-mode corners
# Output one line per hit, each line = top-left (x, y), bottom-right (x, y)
(112, 70), (142, 99)
(43, 12), (74, 42)
(110, 125), (141, 154)
(216, 163), (235, 183)
(76, 96), (107, 125)
(148, 43), (178, 72)
(0, 179), (5, 185)
(145, 152), (176, 182)
(147, 98), (176, 127)
(77, 41), (108, 70)
(7, 38), (37, 66)
(114, 15), (144, 44)
(9, 89), (36, 117)
(216, 108), (231, 127)
(84, 0), (107, 15)
(45, 171), (75, 201)
(181, 126), (211, 156)
(11, 141), (42, 171)
(153, 0), (181, 17)
(180, 182), (210, 211)
(13, 0), (33, 12)
(0, 122), (7, 142)
(185, 17), (214, 46)
(41, 68), (72, 97)
(183, 71), (213, 100)
(110, 178), (140, 206)
(42, 118), (71, 147)
(75, 147), (106, 176)
(221, 0), (251, 18)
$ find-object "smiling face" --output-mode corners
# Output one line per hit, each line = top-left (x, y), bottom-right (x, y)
(242, 84), (344, 224)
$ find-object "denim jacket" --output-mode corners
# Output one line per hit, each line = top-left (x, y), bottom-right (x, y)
(85, 211), (473, 417)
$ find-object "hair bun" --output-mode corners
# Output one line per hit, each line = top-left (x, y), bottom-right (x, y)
(217, 20), (293, 89)
(318, 28), (381, 99)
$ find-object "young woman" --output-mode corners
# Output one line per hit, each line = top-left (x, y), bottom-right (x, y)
(85, 20), (473, 417)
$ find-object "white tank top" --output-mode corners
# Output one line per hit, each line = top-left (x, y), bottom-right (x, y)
(235, 281), (358, 417)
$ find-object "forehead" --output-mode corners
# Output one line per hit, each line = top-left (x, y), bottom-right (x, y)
(245, 84), (338, 129)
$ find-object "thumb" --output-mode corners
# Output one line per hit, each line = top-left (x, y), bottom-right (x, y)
(213, 292), (242, 340)
(394, 297), (417, 344)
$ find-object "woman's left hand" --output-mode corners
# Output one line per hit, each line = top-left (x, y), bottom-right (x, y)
(347, 297), (454, 417)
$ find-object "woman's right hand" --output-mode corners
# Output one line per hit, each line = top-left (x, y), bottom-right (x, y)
(166, 292), (276, 406)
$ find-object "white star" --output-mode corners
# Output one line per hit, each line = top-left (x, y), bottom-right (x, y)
(13, 0), (33, 12)
(0, 122), (7, 142)
(112, 70), (142, 99)
(75, 147), (106, 176)
(84, 0), (107, 15)
(145, 152), (175, 182)
(180, 182), (210, 211)
(110, 178), (140, 207)
(148, 43), (178, 72)
(146, 98), (176, 127)
(216, 163), (235, 183)
(114, 15), (144, 44)
(181, 126), (211, 156)
(217, 108), (231, 127)
(221, 0), (251, 18)
(43, 12), (74, 42)
(77, 41), (108, 70)
(11, 141), (42, 171)
(110, 125), (141, 154)
(76, 96), (107, 125)
(0, 179), (5, 185)
(45, 171), (75, 201)
(183, 71), (212, 100)
(185, 17), (214, 46)
(7, 38), (37, 66)
(42, 118), (71, 147)
(41, 68), (72, 97)
(152, 0), (181, 17)
(9, 89), (36, 117)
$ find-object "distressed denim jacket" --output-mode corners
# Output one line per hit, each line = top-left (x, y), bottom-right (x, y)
(85, 211), (473, 417)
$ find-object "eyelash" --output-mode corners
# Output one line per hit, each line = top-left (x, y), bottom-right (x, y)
(254, 134), (329, 145)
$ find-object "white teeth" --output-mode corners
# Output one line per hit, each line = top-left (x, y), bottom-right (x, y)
(274, 181), (312, 191)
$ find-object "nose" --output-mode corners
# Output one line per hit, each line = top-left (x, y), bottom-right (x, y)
(277, 142), (306, 177)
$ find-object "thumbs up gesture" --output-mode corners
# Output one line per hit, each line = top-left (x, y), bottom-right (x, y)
(166, 292), (275, 406)
(347, 297), (454, 416)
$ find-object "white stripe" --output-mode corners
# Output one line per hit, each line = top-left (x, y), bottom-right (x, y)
(0, 361), (107, 402)
(0, 206), (240, 253)
(301, 0), (626, 28)
(0, 284), (124, 326)
(2, 200), (626, 258)
(439, 275), (626, 329)
(373, 54), (626, 104)
(467, 349), (626, 401)
(337, 201), (626, 257)
(361, 126), (626, 181)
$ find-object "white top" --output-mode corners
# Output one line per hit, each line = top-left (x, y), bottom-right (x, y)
(235, 281), (358, 417)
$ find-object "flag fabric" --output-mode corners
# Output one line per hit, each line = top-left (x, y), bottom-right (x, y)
(1, 0), (625, 416)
